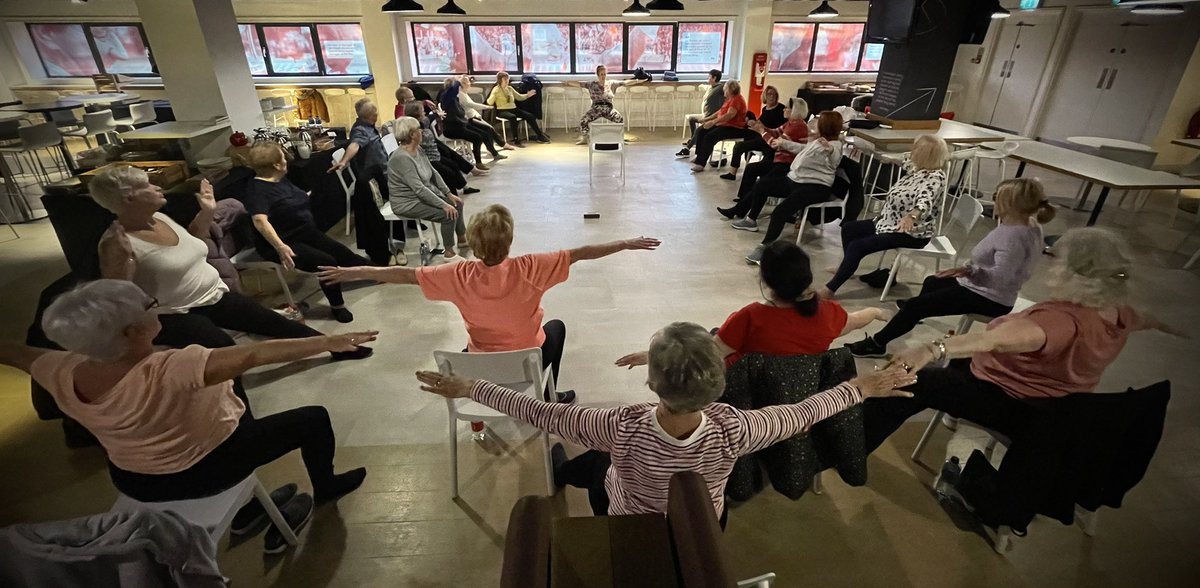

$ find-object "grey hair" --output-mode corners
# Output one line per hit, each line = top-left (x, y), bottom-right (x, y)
(788, 97), (809, 121)
(403, 101), (424, 119)
(910, 134), (950, 170)
(42, 280), (155, 362)
(355, 97), (377, 118)
(724, 80), (741, 95)
(1046, 227), (1133, 308)
(647, 322), (726, 414)
(88, 165), (149, 213)
(393, 116), (422, 145)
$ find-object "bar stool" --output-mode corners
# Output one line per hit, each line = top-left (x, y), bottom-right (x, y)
(112, 102), (157, 131)
(321, 88), (349, 128)
(545, 86), (570, 132)
(675, 85), (697, 138)
(347, 88), (368, 125)
(651, 85), (676, 132)
(62, 109), (120, 149)
(627, 86), (651, 129)
(0, 122), (68, 187)
(614, 86), (629, 130)
(972, 140), (1020, 198)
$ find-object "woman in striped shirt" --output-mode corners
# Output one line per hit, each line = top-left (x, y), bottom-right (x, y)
(415, 322), (915, 521)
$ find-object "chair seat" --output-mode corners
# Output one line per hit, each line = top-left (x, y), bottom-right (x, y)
(909, 235), (956, 258)
(112, 474), (257, 542)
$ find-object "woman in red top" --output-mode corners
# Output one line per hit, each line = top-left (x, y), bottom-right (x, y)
(617, 241), (882, 369)
(719, 97), (811, 216)
(688, 81), (762, 173)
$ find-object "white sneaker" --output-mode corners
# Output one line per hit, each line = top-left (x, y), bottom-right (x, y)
(731, 218), (758, 232)
(575, 136), (588, 145)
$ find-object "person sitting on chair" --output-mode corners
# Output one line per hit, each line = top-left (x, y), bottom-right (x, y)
(414, 321), (915, 521)
(386, 116), (467, 260)
(396, 86), (488, 177)
(327, 98), (396, 266)
(563, 65), (647, 145)
(487, 71), (550, 144)
(819, 134), (949, 299)
(688, 81), (762, 173)
(457, 75), (515, 151)
(848, 178), (1056, 357)
(677, 69), (726, 158)
(439, 80), (506, 169)
(718, 97), (809, 215)
(317, 204), (661, 404)
(403, 101), (475, 198)
(720, 85), (786, 181)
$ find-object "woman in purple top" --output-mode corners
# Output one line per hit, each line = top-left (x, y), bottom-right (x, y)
(847, 178), (1056, 358)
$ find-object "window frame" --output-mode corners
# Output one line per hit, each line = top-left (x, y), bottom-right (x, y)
(519, 22), (574, 75)
(240, 22), (369, 78)
(674, 21), (728, 74)
(624, 23), (677, 74)
(26, 22), (158, 78)
(464, 22), (521, 76)
(410, 22), (468, 76)
(572, 21), (626, 75)
(768, 21), (879, 74)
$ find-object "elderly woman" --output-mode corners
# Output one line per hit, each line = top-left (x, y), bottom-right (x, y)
(327, 97), (395, 266)
(439, 80), (505, 168)
(0, 280), (373, 552)
(721, 85), (786, 181)
(388, 116), (467, 259)
(743, 111), (844, 265)
(689, 81), (762, 173)
(563, 65), (647, 145)
(402, 101), (476, 198)
(415, 322), (915, 519)
(244, 142), (374, 323)
(318, 204), (660, 403)
(396, 86), (487, 176)
(819, 134), (949, 298)
(849, 179), (1057, 357)
(719, 97), (810, 214)
(92, 165), (370, 361)
(864, 227), (1181, 456)
(457, 75), (515, 151)
(487, 71), (550, 144)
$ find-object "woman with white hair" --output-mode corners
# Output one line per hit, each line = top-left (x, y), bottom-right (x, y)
(0, 280), (374, 550)
(91, 165), (371, 361)
(688, 80), (762, 173)
(863, 227), (1182, 454)
(388, 116), (467, 258)
(457, 75), (516, 151)
(819, 133), (949, 299)
(329, 97), (395, 266)
(414, 321), (916, 520)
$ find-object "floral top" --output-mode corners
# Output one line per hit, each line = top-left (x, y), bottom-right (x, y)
(874, 166), (946, 239)
(584, 81), (620, 105)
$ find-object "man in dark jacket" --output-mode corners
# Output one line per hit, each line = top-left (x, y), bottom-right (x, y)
(678, 69), (726, 157)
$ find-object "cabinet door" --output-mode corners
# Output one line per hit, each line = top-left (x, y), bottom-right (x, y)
(989, 15), (1060, 133)
(977, 21), (1022, 126)
(1089, 17), (1186, 142)
(1036, 10), (1125, 142)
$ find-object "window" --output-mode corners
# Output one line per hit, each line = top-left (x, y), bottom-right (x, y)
(262, 26), (319, 75)
(521, 23), (571, 73)
(239, 25), (268, 75)
(27, 23), (156, 78)
(316, 24), (369, 75)
(411, 23), (467, 75)
(677, 23), (726, 73)
(574, 23), (623, 73)
(239, 23), (371, 77)
(626, 24), (674, 72)
(769, 22), (877, 73)
(468, 24), (519, 73)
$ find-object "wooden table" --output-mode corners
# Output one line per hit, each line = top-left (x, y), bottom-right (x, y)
(1067, 136), (1155, 152)
(849, 119), (1027, 147)
(0, 100), (84, 172)
(998, 140), (1200, 225)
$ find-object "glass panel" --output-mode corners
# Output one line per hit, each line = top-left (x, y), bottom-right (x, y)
(812, 23), (864, 72)
(316, 24), (369, 76)
(768, 23), (814, 72)
(29, 24), (99, 77)
(676, 23), (726, 73)
(860, 43), (884, 72)
(468, 25), (519, 72)
(89, 26), (153, 74)
(574, 23), (623, 73)
(412, 23), (467, 74)
(626, 24), (674, 71)
(239, 25), (267, 75)
(521, 23), (571, 73)
(263, 25), (319, 75)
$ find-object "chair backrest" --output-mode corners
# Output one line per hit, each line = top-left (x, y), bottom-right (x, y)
(654, 86), (675, 95)
(130, 101), (157, 125)
(589, 122), (624, 146)
(995, 140), (1020, 156)
(1097, 145), (1157, 169)
(948, 195), (984, 239)
(330, 147), (356, 192)
(629, 85), (650, 95)
(18, 122), (62, 148)
(48, 109), (80, 126)
(433, 348), (545, 390)
(83, 110), (116, 133)
(667, 471), (737, 588)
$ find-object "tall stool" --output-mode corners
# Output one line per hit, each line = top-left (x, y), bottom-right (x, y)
(545, 86), (570, 132)
(675, 85), (698, 138)
(651, 85), (676, 131)
(321, 88), (349, 128)
(626, 86), (651, 129)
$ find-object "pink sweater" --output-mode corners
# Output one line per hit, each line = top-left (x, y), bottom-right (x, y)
(470, 380), (862, 516)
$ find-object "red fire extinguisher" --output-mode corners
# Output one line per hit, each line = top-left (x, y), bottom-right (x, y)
(748, 52), (768, 115)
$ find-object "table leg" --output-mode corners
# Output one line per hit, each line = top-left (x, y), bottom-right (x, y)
(1075, 183), (1094, 210)
(1015, 161), (1026, 178)
(1087, 187), (1110, 226)
(40, 112), (78, 174)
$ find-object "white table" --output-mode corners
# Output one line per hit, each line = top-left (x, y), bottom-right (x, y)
(1067, 136), (1155, 152)
(120, 121), (230, 140)
(0, 111), (28, 123)
(997, 140), (1200, 225)
(849, 119), (1028, 146)
(1171, 139), (1200, 177)
(69, 92), (141, 105)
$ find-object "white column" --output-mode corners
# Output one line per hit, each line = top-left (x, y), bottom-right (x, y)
(360, 0), (403, 117)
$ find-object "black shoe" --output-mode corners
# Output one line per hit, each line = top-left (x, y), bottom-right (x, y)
(315, 467), (368, 504)
(556, 390), (576, 404)
(331, 346), (373, 362)
(463, 187), (481, 195)
(550, 443), (567, 488)
(859, 269), (891, 289)
(263, 493), (313, 555)
(846, 335), (887, 358)
(331, 307), (354, 323)
(895, 298), (908, 311)
(717, 206), (737, 219)
(231, 483), (297, 537)
(536, 135), (551, 144)
(675, 148), (690, 158)
(711, 158), (727, 168)
(719, 172), (737, 181)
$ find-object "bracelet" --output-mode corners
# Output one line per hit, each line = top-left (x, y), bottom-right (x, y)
(929, 340), (948, 367)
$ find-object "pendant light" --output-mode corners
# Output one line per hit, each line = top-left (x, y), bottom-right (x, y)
(381, 0), (424, 12)
(624, 1), (652, 17)
(646, 0), (686, 10)
(437, 0), (466, 14)
(807, 1), (839, 19)
(1130, 3), (1185, 15)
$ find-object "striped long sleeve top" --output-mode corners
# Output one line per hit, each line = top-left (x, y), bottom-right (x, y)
(469, 380), (863, 517)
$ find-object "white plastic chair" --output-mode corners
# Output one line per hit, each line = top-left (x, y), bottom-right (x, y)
(381, 133), (399, 155)
(878, 197), (984, 301)
(111, 473), (298, 551)
(231, 247), (297, 307)
(331, 147), (357, 235)
(674, 85), (697, 137)
(0, 122), (67, 186)
(112, 101), (157, 130)
(433, 348), (557, 499)
(738, 573), (777, 588)
(974, 140), (1019, 197)
(651, 85), (676, 131)
(795, 197), (847, 243)
(588, 121), (625, 186)
(64, 109), (120, 148)
(372, 179), (442, 266)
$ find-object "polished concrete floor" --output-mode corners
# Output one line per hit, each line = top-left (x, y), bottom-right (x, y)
(1, 129), (1199, 587)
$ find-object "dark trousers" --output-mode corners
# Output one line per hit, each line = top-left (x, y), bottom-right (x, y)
(735, 160), (788, 201)
(872, 276), (1013, 346)
(691, 126), (760, 167)
(443, 120), (498, 162)
(540, 319), (566, 386)
(257, 224), (373, 307)
(729, 170), (792, 219)
(431, 159), (467, 192)
(827, 219), (929, 292)
(467, 118), (504, 146)
(760, 183), (834, 244)
(437, 140), (474, 173)
(730, 137), (772, 170)
(108, 406), (339, 502)
(353, 167), (392, 265)
(496, 108), (546, 141)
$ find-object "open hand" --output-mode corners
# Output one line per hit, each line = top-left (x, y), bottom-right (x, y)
(276, 244), (296, 271)
(196, 179), (216, 211)
(702, 121), (715, 129)
(316, 265), (364, 285)
(416, 370), (476, 399)
(327, 331), (379, 352)
(614, 351), (649, 369)
(327, 161), (346, 174)
(898, 215), (915, 233)
(443, 204), (459, 220)
(849, 366), (918, 399)
(99, 220), (134, 261)
(887, 344), (937, 374)
(449, 194), (463, 207)
(934, 266), (972, 279)
(623, 236), (661, 251)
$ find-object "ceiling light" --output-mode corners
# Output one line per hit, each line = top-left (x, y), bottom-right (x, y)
(381, 0), (424, 13)
(1130, 3), (1186, 14)
(992, 6), (1012, 18)
(808, 1), (839, 19)
(437, 0), (466, 14)
(624, 1), (651, 16)
(646, 0), (686, 10)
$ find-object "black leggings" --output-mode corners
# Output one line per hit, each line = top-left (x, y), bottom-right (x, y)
(691, 126), (760, 167)
(496, 108), (545, 140)
(109, 406), (339, 502)
(735, 160), (789, 202)
(468, 118), (504, 146)
(729, 171), (792, 220)
(257, 224), (373, 307)
(760, 183), (834, 244)
(826, 219), (929, 292)
(443, 119), (499, 163)
(871, 275), (1013, 346)
(540, 319), (566, 386)
(432, 159), (467, 192)
(352, 168), (392, 265)
(437, 139), (474, 174)
(730, 137), (772, 170)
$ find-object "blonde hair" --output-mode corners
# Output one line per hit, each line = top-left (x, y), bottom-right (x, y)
(763, 85), (779, 103)
(247, 142), (286, 175)
(724, 80), (741, 95)
(994, 178), (1055, 224)
(395, 86), (414, 103)
(910, 134), (949, 170)
(466, 204), (514, 265)
(88, 165), (149, 212)
(788, 97), (809, 121)
(393, 116), (421, 145)
(647, 322), (726, 414)
(496, 71), (510, 83)
(1046, 227), (1132, 308)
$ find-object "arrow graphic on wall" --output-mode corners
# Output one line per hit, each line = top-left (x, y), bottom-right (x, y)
(887, 87), (939, 117)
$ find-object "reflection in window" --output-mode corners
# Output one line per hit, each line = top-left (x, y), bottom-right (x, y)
(239, 25), (267, 75)
(521, 23), (571, 74)
(812, 23), (864, 72)
(263, 25), (319, 75)
(468, 25), (519, 73)
(316, 24), (369, 76)
(574, 23), (623, 73)
(769, 23), (815, 72)
(29, 24), (99, 77)
(860, 43), (884, 72)
(412, 23), (467, 74)
(677, 23), (726, 73)
(627, 24), (674, 71)
(90, 26), (153, 74)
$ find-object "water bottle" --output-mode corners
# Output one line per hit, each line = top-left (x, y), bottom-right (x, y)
(935, 456), (961, 499)
(419, 242), (431, 266)
(470, 421), (486, 442)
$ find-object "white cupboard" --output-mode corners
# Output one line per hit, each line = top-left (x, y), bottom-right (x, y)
(975, 12), (1060, 134)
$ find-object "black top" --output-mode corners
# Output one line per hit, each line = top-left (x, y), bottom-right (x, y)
(759, 103), (786, 129)
(243, 177), (315, 246)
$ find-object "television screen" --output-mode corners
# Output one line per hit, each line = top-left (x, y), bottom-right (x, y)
(865, 0), (920, 44)
(91, 26), (153, 74)
(521, 23), (571, 73)
(575, 23), (623, 72)
(412, 23), (467, 74)
(468, 25), (519, 73)
(677, 23), (726, 72)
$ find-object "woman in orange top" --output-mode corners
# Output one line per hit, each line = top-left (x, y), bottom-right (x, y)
(318, 204), (660, 403)
(688, 80), (762, 173)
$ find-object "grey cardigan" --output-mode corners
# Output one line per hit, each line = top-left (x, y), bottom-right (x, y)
(387, 147), (452, 215)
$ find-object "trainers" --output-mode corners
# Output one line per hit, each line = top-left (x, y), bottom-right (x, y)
(536, 135), (551, 144)
(263, 493), (313, 555)
(719, 172), (737, 181)
(556, 390), (576, 404)
(675, 148), (690, 158)
(490, 152), (508, 161)
(846, 335), (887, 358)
(231, 483), (297, 536)
(731, 218), (758, 232)
(745, 244), (766, 265)
(690, 163), (705, 172)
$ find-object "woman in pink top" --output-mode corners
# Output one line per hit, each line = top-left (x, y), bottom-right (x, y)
(317, 204), (660, 403)
(862, 228), (1181, 454)
(0, 280), (374, 511)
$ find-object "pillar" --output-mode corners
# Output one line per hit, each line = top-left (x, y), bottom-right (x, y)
(361, 0), (403, 116)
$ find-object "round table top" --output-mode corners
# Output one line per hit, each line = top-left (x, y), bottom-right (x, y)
(0, 111), (28, 122)
(1067, 136), (1155, 152)
(0, 100), (82, 113)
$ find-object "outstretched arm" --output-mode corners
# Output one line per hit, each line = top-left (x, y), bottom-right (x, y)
(318, 265), (418, 286)
(889, 317), (1047, 373)
(840, 308), (885, 336)
(569, 237), (660, 264)
(203, 331), (378, 385)
(0, 343), (50, 373)
(561, 80), (582, 88)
